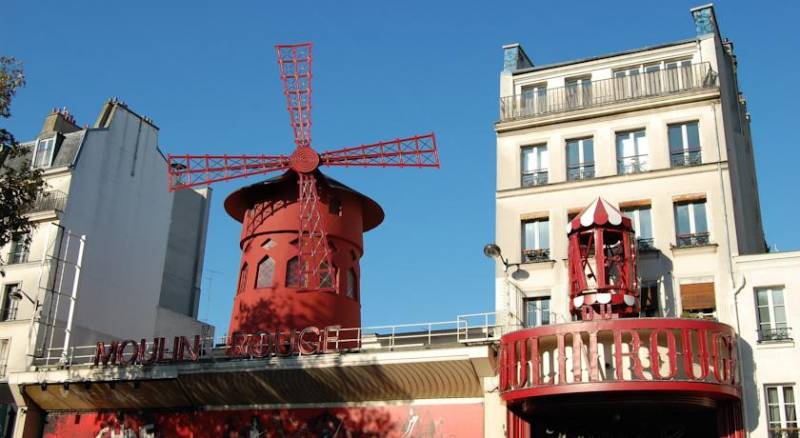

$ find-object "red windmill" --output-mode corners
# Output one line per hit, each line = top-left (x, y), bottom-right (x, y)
(167, 42), (439, 334)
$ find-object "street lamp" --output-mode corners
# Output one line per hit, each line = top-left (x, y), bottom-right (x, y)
(483, 243), (529, 280)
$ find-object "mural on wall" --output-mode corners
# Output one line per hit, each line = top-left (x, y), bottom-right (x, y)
(43, 403), (483, 438)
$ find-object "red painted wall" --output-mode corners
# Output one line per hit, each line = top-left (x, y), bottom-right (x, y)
(224, 171), (383, 336)
(42, 403), (483, 437)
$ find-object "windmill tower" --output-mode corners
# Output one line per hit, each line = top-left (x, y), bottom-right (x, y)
(168, 43), (439, 335)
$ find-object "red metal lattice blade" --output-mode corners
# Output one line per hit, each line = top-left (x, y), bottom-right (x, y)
(167, 154), (291, 191)
(296, 172), (334, 290)
(276, 43), (313, 148)
(318, 133), (440, 168)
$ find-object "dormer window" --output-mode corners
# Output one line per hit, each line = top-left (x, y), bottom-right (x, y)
(32, 137), (56, 169)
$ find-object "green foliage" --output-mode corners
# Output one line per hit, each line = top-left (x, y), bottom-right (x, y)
(0, 57), (46, 269)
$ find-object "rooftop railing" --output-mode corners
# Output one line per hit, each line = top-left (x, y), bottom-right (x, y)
(499, 62), (717, 122)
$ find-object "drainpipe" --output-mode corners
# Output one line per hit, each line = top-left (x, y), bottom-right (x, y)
(732, 274), (750, 436)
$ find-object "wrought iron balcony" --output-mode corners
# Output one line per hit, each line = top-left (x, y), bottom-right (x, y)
(521, 169), (548, 187)
(25, 190), (67, 214)
(499, 62), (717, 122)
(675, 232), (711, 248)
(758, 327), (792, 343)
(617, 155), (649, 175)
(567, 164), (595, 181)
(671, 149), (702, 167)
(769, 428), (799, 438)
(637, 237), (656, 252)
(522, 248), (550, 263)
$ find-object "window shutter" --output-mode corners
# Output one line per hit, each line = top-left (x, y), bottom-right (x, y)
(680, 282), (716, 311)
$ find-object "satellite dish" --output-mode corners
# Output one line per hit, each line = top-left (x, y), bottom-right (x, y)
(511, 268), (530, 281)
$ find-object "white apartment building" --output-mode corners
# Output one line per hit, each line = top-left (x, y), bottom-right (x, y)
(0, 101), (213, 436)
(494, 4), (798, 437)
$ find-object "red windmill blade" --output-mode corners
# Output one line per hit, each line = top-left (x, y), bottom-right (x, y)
(167, 42), (440, 291)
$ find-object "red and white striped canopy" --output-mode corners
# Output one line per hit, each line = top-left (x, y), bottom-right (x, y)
(566, 197), (633, 234)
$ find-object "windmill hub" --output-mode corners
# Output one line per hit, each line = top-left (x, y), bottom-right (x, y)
(289, 146), (320, 173)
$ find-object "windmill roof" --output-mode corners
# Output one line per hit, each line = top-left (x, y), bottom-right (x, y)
(566, 197), (633, 234)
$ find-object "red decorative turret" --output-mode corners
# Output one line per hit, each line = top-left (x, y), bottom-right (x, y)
(567, 198), (639, 320)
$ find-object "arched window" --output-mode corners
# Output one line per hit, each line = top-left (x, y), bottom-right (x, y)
(237, 263), (248, 295)
(256, 256), (275, 288)
(347, 268), (357, 299)
(320, 263), (337, 290)
(286, 256), (301, 288)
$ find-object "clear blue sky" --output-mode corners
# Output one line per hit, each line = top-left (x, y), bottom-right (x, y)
(5, 1), (799, 332)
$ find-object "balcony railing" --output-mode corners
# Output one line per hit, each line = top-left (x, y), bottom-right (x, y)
(567, 164), (595, 181)
(637, 237), (656, 252)
(499, 62), (717, 122)
(758, 326), (792, 343)
(676, 232), (711, 248)
(769, 428), (799, 438)
(521, 170), (548, 187)
(617, 154), (649, 174)
(522, 248), (550, 263)
(671, 149), (702, 167)
(25, 190), (67, 214)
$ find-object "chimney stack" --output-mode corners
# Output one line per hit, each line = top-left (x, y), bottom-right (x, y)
(40, 107), (80, 135)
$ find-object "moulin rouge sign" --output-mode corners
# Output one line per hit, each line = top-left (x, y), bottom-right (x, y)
(93, 326), (348, 367)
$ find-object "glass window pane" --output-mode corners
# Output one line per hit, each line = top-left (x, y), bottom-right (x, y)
(769, 405), (781, 423)
(768, 387), (780, 404)
(758, 307), (771, 324)
(668, 125), (684, 152)
(522, 147), (534, 172)
(693, 201), (708, 232)
(616, 133), (632, 158)
(675, 204), (691, 235)
(686, 122), (700, 148)
(639, 208), (652, 239)
(634, 130), (649, 155)
(538, 146), (549, 169)
(757, 290), (770, 306)
(583, 139), (594, 163)
(774, 306), (787, 325)
(523, 222), (535, 250)
(538, 220), (549, 249)
(785, 387), (796, 404)
(567, 141), (579, 166)
(772, 289), (785, 306)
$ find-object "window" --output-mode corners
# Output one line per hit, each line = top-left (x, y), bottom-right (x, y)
(640, 281), (659, 317)
(32, 137), (56, 169)
(522, 218), (549, 262)
(521, 144), (548, 187)
(613, 59), (695, 99)
(0, 285), (19, 322)
(286, 257), (301, 288)
(320, 262), (336, 289)
(0, 339), (9, 377)
(642, 63), (662, 95)
(669, 121), (702, 167)
(766, 385), (798, 437)
(622, 206), (653, 251)
(237, 264), (248, 295)
(255, 256), (275, 289)
(8, 234), (29, 265)
(614, 67), (641, 99)
(665, 60), (694, 92)
(347, 269), (357, 299)
(680, 282), (716, 315)
(521, 83), (547, 116)
(524, 297), (550, 327)
(565, 77), (591, 109)
(756, 287), (790, 342)
(674, 200), (709, 247)
(566, 138), (595, 181)
(616, 130), (649, 174)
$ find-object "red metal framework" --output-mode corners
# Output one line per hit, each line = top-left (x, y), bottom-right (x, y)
(167, 42), (440, 290)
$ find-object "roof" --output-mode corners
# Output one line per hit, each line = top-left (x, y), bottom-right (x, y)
(224, 169), (385, 231)
(567, 197), (633, 234)
(4, 130), (85, 170)
(513, 38), (696, 75)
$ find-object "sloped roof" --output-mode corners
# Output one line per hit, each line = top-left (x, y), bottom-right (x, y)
(4, 130), (85, 170)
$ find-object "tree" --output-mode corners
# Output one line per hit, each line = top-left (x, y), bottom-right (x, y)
(0, 57), (46, 272)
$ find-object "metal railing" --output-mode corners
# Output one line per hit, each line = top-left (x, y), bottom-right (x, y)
(758, 327), (792, 343)
(499, 62), (717, 122)
(521, 170), (548, 187)
(675, 232), (711, 248)
(769, 428), (800, 438)
(567, 164), (595, 181)
(617, 155), (649, 174)
(671, 149), (702, 167)
(637, 237), (656, 252)
(25, 190), (67, 214)
(521, 248), (550, 263)
(31, 312), (504, 368)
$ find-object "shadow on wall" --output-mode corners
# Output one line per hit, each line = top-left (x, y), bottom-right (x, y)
(739, 337), (759, 433)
